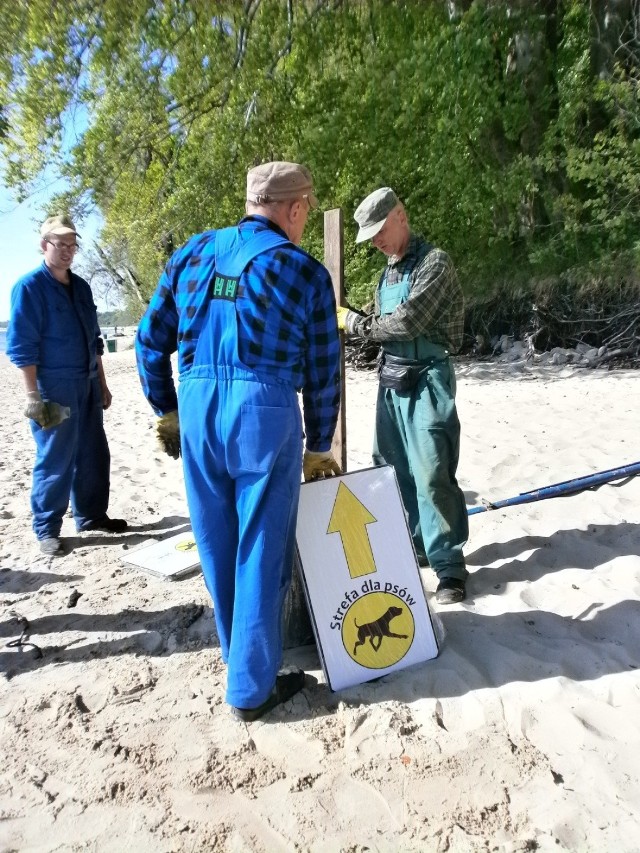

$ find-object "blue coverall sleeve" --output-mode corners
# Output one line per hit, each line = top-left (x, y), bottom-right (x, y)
(135, 264), (180, 416)
(7, 279), (43, 368)
(301, 268), (341, 453)
(78, 278), (104, 358)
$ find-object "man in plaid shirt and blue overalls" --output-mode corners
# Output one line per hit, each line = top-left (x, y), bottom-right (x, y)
(136, 162), (341, 721)
(338, 187), (469, 606)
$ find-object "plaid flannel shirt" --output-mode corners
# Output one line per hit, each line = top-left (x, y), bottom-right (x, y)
(345, 233), (464, 353)
(136, 216), (340, 452)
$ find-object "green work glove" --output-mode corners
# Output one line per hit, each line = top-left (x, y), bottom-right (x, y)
(42, 402), (71, 428)
(24, 392), (70, 429)
(24, 390), (50, 428)
(156, 410), (181, 459)
(303, 450), (341, 482)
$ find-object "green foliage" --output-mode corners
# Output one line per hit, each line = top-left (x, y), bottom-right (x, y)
(1, 0), (638, 310)
(97, 309), (137, 328)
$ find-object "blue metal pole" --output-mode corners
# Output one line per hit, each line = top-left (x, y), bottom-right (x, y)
(468, 461), (640, 516)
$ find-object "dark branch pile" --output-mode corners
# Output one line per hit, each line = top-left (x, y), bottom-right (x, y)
(344, 338), (380, 370)
(344, 283), (640, 371)
(463, 283), (640, 368)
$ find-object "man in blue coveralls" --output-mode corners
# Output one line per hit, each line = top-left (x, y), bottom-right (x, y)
(7, 214), (128, 557)
(337, 188), (469, 605)
(136, 161), (341, 721)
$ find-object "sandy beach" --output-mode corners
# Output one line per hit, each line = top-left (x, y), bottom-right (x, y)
(1, 348), (639, 852)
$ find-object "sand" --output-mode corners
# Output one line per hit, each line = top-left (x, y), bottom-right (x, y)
(1, 347), (639, 852)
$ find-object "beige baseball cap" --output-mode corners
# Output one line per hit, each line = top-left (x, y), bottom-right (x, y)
(354, 187), (399, 243)
(247, 161), (318, 209)
(40, 214), (80, 238)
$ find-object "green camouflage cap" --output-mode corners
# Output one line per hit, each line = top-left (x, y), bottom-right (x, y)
(354, 187), (399, 243)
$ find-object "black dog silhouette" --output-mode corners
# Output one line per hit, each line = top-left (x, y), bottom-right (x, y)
(353, 605), (407, 655)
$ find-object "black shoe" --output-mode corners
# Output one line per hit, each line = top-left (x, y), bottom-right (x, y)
(39, 536), (64, 556)
(80, 516), (128, 533)
(435, 577), (466, 605)
(231, 669), (306, 722)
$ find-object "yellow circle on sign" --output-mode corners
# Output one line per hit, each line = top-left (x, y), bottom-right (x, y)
(175, 539), (197, 552)
(341, 592), (414, 669)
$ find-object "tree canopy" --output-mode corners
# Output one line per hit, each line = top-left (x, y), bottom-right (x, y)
(1, 0), (639, 315)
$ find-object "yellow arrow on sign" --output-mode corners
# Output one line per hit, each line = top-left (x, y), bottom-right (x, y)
(327, 482), (377, 578)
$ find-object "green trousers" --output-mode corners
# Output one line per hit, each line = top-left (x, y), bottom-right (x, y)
(372, 357), (468, 581)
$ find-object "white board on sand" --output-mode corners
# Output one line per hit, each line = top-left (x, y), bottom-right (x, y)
(121, 531), (201, 580)
(296, 465), (439, 691)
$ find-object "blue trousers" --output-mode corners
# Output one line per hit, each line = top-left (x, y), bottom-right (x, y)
(30, 376), (110, 539)
(179, 369), (303, 709)
(372, 359), (468, 581)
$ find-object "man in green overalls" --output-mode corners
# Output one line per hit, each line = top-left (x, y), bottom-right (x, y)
(338, 188), (468, 604)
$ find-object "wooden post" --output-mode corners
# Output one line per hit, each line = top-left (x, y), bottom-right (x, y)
(282, 207), (346, 649)
(323, 208), (347, 471)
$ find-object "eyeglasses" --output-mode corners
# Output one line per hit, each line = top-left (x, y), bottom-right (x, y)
(46, 239), (79, 251)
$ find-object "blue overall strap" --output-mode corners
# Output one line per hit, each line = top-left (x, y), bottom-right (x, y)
(215, 225), (291, 279)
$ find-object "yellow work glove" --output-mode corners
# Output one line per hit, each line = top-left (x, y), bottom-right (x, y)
(336, 306), (350, 331)
(303, 450), (341, 482)
(156, 410), (181, 459)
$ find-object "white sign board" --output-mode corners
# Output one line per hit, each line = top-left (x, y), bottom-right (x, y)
(121, 531), (201, 580)
(296, 465), (439, 691)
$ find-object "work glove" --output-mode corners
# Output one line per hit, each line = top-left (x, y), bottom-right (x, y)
(336, 306), (350, 331)
(24, 390), (49, 427)
(156, 410), (181, 459)
(303, 450), (341, 482)
(24, 391), (70, 429)
(337, 304), (363, 334)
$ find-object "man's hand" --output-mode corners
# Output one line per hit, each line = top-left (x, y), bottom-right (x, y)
(303, 450), (341, 482)
(336, 306), (350, 331)
(156, 410), (181, 459)
(24, 390), (50, 428)
(101, 383), (113, 410)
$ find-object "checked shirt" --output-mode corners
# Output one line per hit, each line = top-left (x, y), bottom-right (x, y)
(136, 215), (340, 452)
(345, 233), (464, 353)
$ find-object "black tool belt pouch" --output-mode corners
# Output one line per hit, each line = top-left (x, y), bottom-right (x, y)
(378, 353), (431, 391)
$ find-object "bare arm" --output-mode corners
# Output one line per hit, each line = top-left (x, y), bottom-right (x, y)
(17, 365), (39, 395)
(96, 356), (112, 410)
